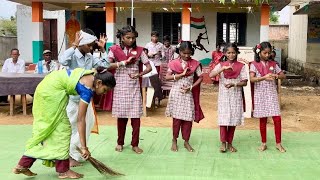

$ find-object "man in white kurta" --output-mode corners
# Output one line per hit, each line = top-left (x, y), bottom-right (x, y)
(1, 48), (25, 103)
(2, 49), (25, 73)
(34, 50), (59, 74)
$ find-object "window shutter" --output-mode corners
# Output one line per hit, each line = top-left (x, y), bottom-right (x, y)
(152, 13), (163, 40)
(216, 13), (247, 46)
(152, 12), (181, 44)
(238, 14), (247, 46)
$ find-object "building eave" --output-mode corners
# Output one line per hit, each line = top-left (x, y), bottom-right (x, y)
(293, 0), (320, 15)
(8, 0), (290, 11)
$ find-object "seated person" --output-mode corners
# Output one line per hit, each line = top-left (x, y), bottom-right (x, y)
(35, 50), (59, 73)
(1, 48), (25, 103)
(2, 48), (25, 73)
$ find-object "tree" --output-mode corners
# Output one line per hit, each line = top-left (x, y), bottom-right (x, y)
(269, 11), (280, 24)
(0, 18), (17, 36)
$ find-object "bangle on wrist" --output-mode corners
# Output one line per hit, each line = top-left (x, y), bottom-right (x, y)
(80, 147), (88, 150)
(116, 62), (120, 68)
(234, 83), (237, 87)
(72, 43), (78, 48)
(190, 85), (193, 91)
(173, 74), (176, 81)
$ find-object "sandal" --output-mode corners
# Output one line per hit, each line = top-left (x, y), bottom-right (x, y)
(184, 141), (194, 152)
(228, 144), (237, 153)
(13, 167), (37, 176)
(115, 145), (123, 152)
(69, 158), (83, 167)
(276, 144), (286, 153)
(220, 143), (227, 153)
(171, 140), (178, 152)
(258, 144), (267, 152)
(58, 170), (83, 179)
(132, 146), (143, 154)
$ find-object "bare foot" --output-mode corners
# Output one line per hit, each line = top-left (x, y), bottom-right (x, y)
(58, 169), (84, 179)
(13, 165), (37, 176)
(220, 142), (227, 153)
(115, 145), (123, 152)
(276, 143), (286, 153)
(171, 139), (178, 152)
(132, 146), (143, 154)
(227, 144), (237, 153)
(258, 143), (267, 152)
(184, 141), (194, 152)
(69, 158), (82, 167)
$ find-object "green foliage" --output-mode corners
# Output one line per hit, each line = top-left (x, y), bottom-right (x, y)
(269, 11), (280, 24)
(0, 17), (17, 36)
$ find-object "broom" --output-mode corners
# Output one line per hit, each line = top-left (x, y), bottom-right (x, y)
(76, 147), (124, 176)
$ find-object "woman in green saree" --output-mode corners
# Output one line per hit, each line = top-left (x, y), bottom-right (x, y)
(12, 67), (116, 179)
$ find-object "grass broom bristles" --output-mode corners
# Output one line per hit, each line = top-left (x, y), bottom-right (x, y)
(76, 147), (124, 176)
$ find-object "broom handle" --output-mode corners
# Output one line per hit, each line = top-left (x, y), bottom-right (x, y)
(76, 146), (88, 159)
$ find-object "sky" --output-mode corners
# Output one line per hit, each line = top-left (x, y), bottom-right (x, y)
(0, 0), (290, 24)
(0, 0), (19, 19)
(278, 6), (290, 24)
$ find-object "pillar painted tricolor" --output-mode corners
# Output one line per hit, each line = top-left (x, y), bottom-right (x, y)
(32, 2), (43, 63)
(260, 4), (270, 42)
(181, 3), (191, 41)
(106, 2), (116, 51)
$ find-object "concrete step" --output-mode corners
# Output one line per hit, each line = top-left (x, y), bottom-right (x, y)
(284, 71), (303, 79)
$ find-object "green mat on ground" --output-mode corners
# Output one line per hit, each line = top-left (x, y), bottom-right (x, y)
(0, 125), (319, 180)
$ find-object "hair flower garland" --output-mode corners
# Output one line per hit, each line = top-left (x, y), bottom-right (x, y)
(255, 44), (261, 54)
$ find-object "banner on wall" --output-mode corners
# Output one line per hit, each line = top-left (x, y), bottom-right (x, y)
(191, 16), (206, 30)
(65, 10), (81, 47)
(190, 16), (210, 53)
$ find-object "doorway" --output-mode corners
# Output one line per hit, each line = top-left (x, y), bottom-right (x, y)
(83, 11), (106, 38)
(43, 19), (58, 59)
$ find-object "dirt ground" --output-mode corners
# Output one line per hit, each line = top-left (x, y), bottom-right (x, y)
(1, 81), (319, 132)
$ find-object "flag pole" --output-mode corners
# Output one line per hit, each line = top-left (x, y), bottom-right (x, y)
(131, 0), (134, 26)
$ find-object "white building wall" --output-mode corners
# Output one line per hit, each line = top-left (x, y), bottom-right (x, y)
(288, 6), (308, 63)
(17, 5), (65, 63)
(189, 11), (260, 62)
(16, 5), (261, 64)
(115, 11), (152, 47)
(114, 10), (260, 63)
(134, 11), (152, 48)
(246, 11), (261, 47)
(17, 5), (32, 62)
(190, 12), (216, 62)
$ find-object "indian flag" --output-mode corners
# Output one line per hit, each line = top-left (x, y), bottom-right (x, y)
(191, 16), (206, 29)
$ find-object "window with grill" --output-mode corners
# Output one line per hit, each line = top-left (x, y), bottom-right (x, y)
(152, 12), (181, 44)
(217, 13), (247, 46)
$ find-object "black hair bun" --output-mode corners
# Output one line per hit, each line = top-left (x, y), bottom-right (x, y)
(96, 66), (107, 73)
